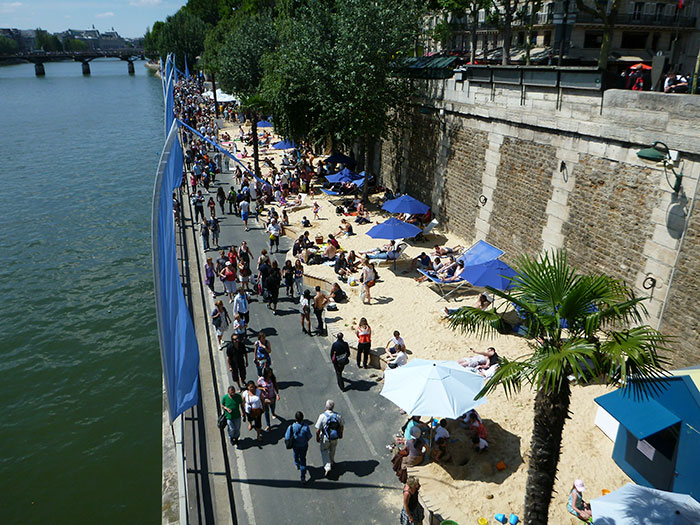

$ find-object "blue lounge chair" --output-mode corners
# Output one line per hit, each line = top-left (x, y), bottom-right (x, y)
(417, 269), (470, 302)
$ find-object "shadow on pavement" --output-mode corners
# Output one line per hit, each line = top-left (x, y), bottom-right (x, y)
(277, 380), (304, 390)
(344, 378), (378, 392)
(230, 474), (396, 491)
(326, 459), (379, 480)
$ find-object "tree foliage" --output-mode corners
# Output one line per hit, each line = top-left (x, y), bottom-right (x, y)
(36, 29), (63, 52)
(63, 38), (88, 52)
(576, 0), (618, 69)
(0, 36), (19, 54)
(447, 250), (671, 524)
(146, 9), (207, 71)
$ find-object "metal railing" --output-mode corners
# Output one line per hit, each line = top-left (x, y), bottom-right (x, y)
(576, 12), (696, 27)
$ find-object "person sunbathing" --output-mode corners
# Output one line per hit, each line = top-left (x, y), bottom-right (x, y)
(414, 257), (444, 283)
(433, 244), (463, 256)
(322, 242), (338, 260)
(361, 240), (395, 256)
(409, 252), (432, 273)
(437, 259), (463, 281)
(354, 209), (371, 225)
(474, 293), (492, 310)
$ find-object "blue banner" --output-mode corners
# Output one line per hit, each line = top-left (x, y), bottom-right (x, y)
(152, 121), (199, 422)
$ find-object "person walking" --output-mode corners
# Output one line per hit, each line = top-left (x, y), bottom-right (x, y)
(192, 190), (205, 223)
(210, 217), (220, 250)
(300, 289), (312, 335)
(282, 260), (294, 298)
(330, 333), (351, 391)
(204, 257), (216, 298)
(200, 217), (210, 252)
(293, 259), (304, 299)
(257, 368), (280, 431)
(265, 260), (282, 314)
(224, 333), (248, 390)
(253, 331), (272, 377)
(242, 381), (263, 442)
(267, 217), (282, 253)
(360, 259), (376, 305)
(207, 196), (217, 219)
(216, 186), (226, 215)
(221, 386), (244, 446)
(355, 317), (372, 369)
(239, 198), (250, 231)
(313, 285), (329, 336)
(233, 288), (250, 328)
(315, 400), (344, 477)
(227, 185), (238, 215)
(220, 261), (237, 303)
(211, 300), (231, 347)
(285, 411), (313, 484)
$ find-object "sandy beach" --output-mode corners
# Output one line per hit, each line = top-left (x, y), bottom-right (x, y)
(218, 118), (631, 524)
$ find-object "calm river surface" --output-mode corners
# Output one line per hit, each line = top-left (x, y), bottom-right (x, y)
(0, 59), (162, 523)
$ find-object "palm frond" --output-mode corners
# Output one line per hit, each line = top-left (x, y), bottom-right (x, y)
(447, 306), (504, 339)
(531, 339), (597, 393)
(476, 357), (533, 399)
(599, 326), (674, 400)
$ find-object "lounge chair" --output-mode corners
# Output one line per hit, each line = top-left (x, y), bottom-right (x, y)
(376, 242), (409, 270)
(410, 218), (439, 242)
(417, 269), (470, 301)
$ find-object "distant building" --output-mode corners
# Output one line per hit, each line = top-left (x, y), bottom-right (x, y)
(423, 0), (700, 73)
(18, 29), (37, 51)
(99, 30), (125, 50)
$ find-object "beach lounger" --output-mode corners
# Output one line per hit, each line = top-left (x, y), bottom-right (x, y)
(417, 269), (470, 301)
(376, 243), (409, 270)
(410, 218), (439, 242)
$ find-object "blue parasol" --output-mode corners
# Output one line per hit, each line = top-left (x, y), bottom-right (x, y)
(324, 152), (356, 166)
(257, 120), (273, 128)
(366, 218), (422, 240)
(459, 258), (518, 290)
(382, 194), (430, 215)
(272, 139), (297, 150)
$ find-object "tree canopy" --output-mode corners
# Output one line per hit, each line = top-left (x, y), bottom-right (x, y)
(0, 36), (19, 54)
(144, 10), (207, 71)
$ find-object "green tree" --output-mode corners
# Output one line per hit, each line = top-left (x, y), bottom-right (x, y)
(264, 0), (421, 166)
(36, 29), (63, 52)
(439, 0), (493, 62)
(518, 0), (542, 65)
(143, 22), (165, 59)
(0, 36), (19, 54)
(575, 0), (618, 69)
(156, 8), (208, 71)
(184, 0), (243, 26)
(63, 38), (88, 52)
(448, 250), (671, 525)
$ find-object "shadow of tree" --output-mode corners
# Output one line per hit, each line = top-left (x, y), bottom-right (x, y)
(437, 418), (524, 484)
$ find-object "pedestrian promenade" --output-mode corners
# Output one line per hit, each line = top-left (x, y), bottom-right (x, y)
(179, 164), (406, 524)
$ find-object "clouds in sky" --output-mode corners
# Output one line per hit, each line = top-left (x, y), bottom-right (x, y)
(0, 2), (23, 14)
(95, 11), (114, 18)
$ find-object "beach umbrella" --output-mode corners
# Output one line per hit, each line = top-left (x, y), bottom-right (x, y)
(382, 194), (430, 215)
(365, 218), (422, 240)
(272, 139), (297, 150)
(326, 167), (362, 184)
(256, 120), (273, 128)
(380, 359), (486, 419)
(591, 483), (700, 524)
(459, 258), (518, 290)
(324, 152), (356, 166)
(630, 63), (652, 70)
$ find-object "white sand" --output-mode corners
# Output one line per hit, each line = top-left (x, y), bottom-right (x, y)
(217, 120), (630, 523)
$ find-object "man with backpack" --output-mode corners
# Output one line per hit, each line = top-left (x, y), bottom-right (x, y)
(315, 400), (344, 477)
(285, 411), (313, 484)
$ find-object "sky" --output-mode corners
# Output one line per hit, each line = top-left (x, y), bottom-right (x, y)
(0, 0), (187, 38)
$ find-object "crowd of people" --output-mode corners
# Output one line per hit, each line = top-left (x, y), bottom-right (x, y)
(171, 75), (512, 523)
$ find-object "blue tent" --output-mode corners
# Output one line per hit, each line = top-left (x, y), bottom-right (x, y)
(366, 217), (422, 240)
(591, 483), (700, 524)
(460, 258), (518, 290)
(382, 194), (430, 215)
(324, 152), (356, 166)
(257, 120), (273, 128)
(272, 139), (297, 150)
(184, 57), (190, 78)
(595, 369), (700, 499)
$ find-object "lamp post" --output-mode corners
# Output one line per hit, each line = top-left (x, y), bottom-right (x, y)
(637, 141), (683, 193)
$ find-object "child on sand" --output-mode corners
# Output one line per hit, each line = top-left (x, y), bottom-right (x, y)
(313, 201), (320, 220)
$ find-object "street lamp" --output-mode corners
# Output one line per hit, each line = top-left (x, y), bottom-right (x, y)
(637, 141), (683, 193)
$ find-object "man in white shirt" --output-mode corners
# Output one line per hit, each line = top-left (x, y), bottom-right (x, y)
(239, 199), (250, 231)
(232, 288), (249, 326)
(388, 349), (407, 369)
(267, 218), (282, 253)
(315, 400), (344, 476)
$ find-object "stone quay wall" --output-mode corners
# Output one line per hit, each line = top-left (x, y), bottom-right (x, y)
(377, 80), (700, 367)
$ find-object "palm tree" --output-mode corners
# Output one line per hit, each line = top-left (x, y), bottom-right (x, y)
(447, 250), (672, 525)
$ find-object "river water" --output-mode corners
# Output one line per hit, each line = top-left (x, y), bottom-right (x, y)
(0, 59), (162, 523)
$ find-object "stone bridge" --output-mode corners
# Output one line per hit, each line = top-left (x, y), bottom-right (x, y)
(0, 48), (145, 75)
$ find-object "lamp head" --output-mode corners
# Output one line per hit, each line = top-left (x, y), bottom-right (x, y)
(637, 142), (669, 162)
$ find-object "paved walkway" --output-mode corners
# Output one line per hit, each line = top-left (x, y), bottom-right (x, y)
(185, 169), (405, 524)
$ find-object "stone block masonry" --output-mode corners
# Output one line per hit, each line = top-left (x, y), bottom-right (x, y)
(378, 80), (700, 367)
